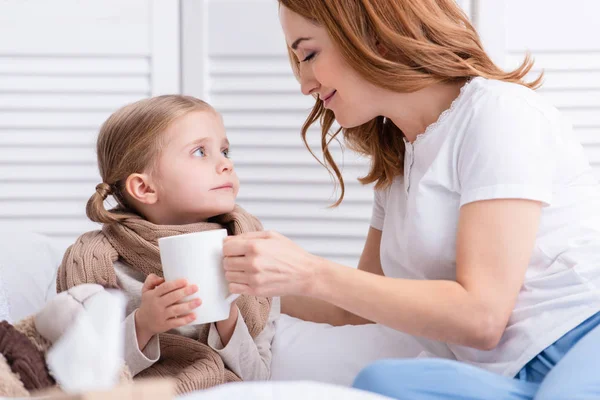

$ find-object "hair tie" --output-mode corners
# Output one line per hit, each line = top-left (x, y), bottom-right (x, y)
(95, 183), (112, 200)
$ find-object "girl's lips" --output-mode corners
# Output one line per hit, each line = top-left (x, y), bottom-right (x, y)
(211, 184), (233, 190)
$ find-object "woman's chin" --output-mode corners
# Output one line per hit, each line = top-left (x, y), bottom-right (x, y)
(334, 113), (373, 129)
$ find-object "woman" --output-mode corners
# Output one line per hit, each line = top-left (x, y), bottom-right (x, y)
(223, 0), (600, 398)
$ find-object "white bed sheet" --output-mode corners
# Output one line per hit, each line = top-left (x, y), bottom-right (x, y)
(3, 382), (390, 400)
(178, 381), (391, 400)
(270, 314), (454, 386)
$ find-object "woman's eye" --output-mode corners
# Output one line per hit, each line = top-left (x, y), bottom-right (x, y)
(302, 52), (316, 62)
(192, 147), (205, 157)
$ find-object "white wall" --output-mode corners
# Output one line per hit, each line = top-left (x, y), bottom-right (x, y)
(1, 0), (598, 267)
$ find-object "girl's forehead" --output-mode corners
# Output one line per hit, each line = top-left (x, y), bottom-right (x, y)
(162, 111), (227, 148)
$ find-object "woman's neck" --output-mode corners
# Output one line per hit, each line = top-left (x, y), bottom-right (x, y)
(379, 79), (468, 143)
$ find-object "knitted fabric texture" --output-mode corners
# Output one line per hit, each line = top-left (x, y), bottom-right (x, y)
(0, 321), (55, 391)
(56, 205), (272, 393)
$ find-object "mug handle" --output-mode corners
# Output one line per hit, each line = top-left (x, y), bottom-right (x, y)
(226, 293), (240, 304)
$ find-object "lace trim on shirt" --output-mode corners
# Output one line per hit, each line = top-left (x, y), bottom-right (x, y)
(409, 77), (476, 145)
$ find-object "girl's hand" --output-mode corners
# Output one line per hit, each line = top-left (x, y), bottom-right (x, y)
(135, 274), (201, 349)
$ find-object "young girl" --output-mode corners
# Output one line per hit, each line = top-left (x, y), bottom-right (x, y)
(56, 95), (278, 393)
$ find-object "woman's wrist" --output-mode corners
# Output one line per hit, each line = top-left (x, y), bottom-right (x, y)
(306, 255), (340, 300)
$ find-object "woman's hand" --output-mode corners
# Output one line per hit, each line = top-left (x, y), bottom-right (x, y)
(222, 231), (321, 297)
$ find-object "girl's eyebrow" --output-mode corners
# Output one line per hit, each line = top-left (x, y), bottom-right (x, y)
(186, 137), (209, 150)
(186, 137), (229, 149)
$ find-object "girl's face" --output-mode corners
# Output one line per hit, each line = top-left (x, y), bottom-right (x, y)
(149, 110), (239, 224)
(279, 5), (383, 128)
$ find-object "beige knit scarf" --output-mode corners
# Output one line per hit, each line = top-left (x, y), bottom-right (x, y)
(56, 205), (271, 394)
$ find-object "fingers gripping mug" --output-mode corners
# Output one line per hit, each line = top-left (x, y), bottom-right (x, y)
(158, 229), (239, 325)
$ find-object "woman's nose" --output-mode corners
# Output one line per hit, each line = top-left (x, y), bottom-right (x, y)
(299, 66), (319, 97)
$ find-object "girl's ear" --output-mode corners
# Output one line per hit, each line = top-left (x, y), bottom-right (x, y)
(124, 173), (158, 205)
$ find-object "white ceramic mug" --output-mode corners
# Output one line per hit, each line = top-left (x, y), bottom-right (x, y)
(158, 229), (239, 325)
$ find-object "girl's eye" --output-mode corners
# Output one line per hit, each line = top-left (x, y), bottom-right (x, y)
(192, 147), (205, 157)
(302, 52), (316, 62)
(222, 148), (230, 158)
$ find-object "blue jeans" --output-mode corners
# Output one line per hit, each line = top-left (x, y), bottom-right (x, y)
(353, 312), (600, 399)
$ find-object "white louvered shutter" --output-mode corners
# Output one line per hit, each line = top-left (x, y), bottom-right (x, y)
(478, 0), (600, 178)
(0, 0), (180, 252)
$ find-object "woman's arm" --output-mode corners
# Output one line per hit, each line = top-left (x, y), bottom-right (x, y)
(224, 198), (541, 350)
(309, 199), (541, 350)
(281, 227), (384, 326)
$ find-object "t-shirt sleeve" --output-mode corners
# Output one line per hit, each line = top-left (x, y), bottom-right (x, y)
(458, 94), (556, 208)
(370, 188), (386, 230)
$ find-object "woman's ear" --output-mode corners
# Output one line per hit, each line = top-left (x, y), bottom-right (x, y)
(124, 173), (158, 205)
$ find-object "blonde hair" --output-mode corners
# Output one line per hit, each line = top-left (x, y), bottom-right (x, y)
(279, 0), (543, 206)
(87, 95), (213, 224)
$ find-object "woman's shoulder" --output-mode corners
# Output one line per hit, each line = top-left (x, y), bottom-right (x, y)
(448, 77), (571, 161)
(466, 77), (560, 122)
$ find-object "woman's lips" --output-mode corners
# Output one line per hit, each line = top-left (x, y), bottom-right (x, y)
(323, 90), (337, 107)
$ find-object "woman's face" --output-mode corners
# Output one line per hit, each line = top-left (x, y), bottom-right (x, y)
(279, 5), (381, 128)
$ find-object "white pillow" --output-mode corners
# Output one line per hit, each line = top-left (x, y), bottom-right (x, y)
(271, 314), (455, 386)
(0, 230), (62, 322)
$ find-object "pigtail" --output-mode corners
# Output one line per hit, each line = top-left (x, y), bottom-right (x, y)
(86, 183), (127, 224)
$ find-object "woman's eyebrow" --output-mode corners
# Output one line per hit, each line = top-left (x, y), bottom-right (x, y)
(291, 37), (311, 50)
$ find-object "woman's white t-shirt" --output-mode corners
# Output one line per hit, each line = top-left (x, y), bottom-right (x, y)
(371, 77), (600, 377)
